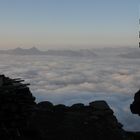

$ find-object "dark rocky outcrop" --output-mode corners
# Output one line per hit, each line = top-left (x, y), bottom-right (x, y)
(0, 75), (139, 140)
(28, 100), (126, 140)
(130, 90), (140, 115)
(0, 75), (36, 139)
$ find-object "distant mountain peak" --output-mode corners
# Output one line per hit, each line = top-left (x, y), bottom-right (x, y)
(14, 47), (23, 50)
(29, 46), (39, 51)
(0, 47), (98, 57)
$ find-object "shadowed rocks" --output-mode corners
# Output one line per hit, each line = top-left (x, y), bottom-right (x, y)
(28, 100), (126, 140)
(1, 75), (139, 140)
(0, 75), (36, 139)
(130, 90), (140, 115)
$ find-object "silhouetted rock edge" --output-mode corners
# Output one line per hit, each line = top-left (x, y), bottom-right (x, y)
(0, 75), (139, 140)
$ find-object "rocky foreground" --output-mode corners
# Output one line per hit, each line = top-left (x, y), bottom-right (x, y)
(0, 75), (140, 140)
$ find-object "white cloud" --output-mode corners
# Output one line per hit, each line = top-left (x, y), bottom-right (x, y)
(0, 50), (140, 131)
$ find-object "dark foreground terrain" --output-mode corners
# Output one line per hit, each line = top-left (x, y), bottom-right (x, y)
(0, 75), (139, 140)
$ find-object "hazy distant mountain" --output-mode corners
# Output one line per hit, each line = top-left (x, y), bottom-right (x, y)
(0, 47), (47, 55)
(0, 47), (98, 57)
(119, 49), (140, 59)
(46, 49), (97, 57)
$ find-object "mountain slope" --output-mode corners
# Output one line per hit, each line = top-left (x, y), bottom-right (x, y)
(0, 47), (98, 57)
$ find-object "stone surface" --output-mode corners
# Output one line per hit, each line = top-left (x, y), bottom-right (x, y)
(0, 75), (36, 139)
(89, 100), (111, 110)
(37, 101), (54, 110)
(29, 101), (126, 140)
(130, 90), (140, 115)
(0, 75), (139, 140)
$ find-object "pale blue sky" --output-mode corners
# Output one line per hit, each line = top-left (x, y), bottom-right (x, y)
(0, 0), (139, 49)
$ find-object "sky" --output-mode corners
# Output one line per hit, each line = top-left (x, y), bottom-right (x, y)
(0, 0), (139, 49)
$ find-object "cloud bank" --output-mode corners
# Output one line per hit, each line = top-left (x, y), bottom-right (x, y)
(0, 50), (140, 131)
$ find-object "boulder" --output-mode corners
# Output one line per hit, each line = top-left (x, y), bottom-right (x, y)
(30, 101), (126, 140)
(89, 100), (110, 110)
(71, 103), (85, 110)
(37, 101), (54, 110)
(130, 90), (140, 115)
(0, 75), (36, 140)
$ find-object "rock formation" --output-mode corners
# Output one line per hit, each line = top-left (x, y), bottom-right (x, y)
(0, 75), (139, 140)
(0, 75), (36, 139)
(29, 100), (126, 140)
(130, 89), (140, 115)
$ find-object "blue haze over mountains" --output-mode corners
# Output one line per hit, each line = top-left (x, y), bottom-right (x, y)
(0, 47), (139, 59)
(0, 47), (97, 58)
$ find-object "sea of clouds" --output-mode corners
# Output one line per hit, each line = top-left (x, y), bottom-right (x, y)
(0, 48), (140, 131)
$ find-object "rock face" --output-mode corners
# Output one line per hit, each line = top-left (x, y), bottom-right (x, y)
(0, 75), (129, 140)
(29, 100), (126, 140)
(130, 90), (140, 115)
(0, 75), (36, 139)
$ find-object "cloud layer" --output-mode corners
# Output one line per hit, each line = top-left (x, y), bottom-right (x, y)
(0, 50), (140, 131)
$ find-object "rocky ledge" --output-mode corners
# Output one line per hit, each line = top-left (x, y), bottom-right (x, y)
(0, 75), (139, 140)
(130, 89), (140, 116)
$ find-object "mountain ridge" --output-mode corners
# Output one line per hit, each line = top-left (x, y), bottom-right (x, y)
(0, 47), (98, 57)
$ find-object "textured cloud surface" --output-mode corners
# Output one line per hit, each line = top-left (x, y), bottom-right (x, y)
(0, 49), (140, 131)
